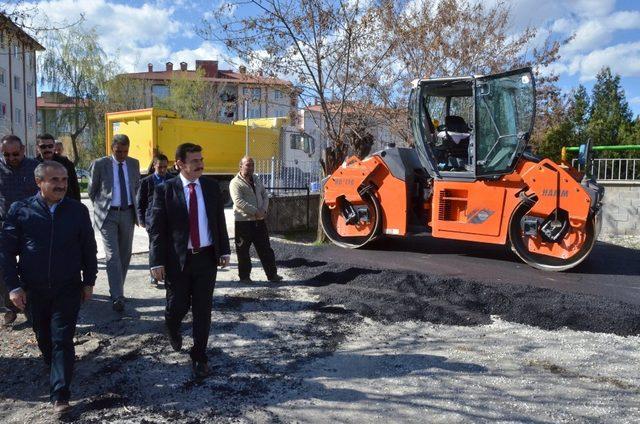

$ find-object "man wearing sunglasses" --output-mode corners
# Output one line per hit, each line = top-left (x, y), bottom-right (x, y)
(36, 134), (81, 201)
(0, 135), (39, 325)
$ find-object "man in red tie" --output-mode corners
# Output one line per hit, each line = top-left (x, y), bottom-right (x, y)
(148, 143), (230, 378)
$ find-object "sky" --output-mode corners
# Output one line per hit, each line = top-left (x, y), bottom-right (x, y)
(26, 0), (640, 116)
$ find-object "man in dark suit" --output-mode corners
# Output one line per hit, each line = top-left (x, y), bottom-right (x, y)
(136, 153), (169, 228)
(136, 153), (169, 286)
(148, 143), (230, 378)
(0, 160), (97, 414)
(35, 134), (81, 201)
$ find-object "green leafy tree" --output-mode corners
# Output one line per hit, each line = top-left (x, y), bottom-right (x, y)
(39, 26), (116, 165)
(536, 86), (591, 161)
(155, 68), (228, 122)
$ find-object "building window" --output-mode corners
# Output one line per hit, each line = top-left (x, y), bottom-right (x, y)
(27, 113), (34, 128)
(13, 75), (21, 91)
(249, 106), (261, 119)
(13, 44), (20, 60)
(152, 84), (169, 100)
(0, 68), (5, 86)
(0, 103), (6, 119)
(26, 82), (33, 97)
(243, 87), (261, 99)
(274, 89), (283, 99)
(15, 108), (22, 124)
(0, 33), (5, 49)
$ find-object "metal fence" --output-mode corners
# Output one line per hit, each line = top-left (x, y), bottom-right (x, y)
(254, 158), (323, 194)
(572, 158), (640, 181)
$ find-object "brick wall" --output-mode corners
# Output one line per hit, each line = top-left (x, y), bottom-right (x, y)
(599, 182), (640, 236)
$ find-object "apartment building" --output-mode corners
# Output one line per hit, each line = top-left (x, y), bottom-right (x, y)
(0, 15), (44, 155)
(117, 60), (297, 123)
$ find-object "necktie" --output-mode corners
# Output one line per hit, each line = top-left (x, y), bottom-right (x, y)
(188, 183), (200, 249)
(118, 162), (128, 207)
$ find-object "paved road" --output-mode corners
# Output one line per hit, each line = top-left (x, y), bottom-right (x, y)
(309, 235), (640, 306)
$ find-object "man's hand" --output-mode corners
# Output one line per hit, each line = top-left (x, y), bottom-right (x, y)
(255, 210), (265, 220)
(151, 266), (165, 281)
(218, 255), (230, 268)
(81, 286), (93, 302)
(9, 288), (27, 311)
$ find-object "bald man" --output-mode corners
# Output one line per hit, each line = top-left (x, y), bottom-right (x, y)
(229, 156), (282, 284)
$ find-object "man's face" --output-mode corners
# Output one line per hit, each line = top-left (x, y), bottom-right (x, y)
(154, 160), (169, 177)
(37, 167), (68, 204)
(1, 142), (25, 169)
(240, 158), (255, 178)
(37, 138), (56, 160)
(54, 143), (64, 156)
(177, 151), (204, 181)
(112, 143), (129, 162)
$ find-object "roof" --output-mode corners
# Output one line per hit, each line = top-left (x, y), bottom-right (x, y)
(37, 96), (88, 109)
(0, 14), (45, 51)
(120, 69), (293, 87)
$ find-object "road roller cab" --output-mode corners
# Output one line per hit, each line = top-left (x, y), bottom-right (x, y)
(321, 68), (603, 271)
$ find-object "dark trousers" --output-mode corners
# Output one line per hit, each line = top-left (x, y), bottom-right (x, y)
(235, 220), (277, 280)
(165, 249), (217, 363)
(27, 284), (82, 402)
(0, 268), (19, 313)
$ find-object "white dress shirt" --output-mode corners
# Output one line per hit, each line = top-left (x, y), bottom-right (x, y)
(179, 173), (213, 249)
(111, 156), (132, 207)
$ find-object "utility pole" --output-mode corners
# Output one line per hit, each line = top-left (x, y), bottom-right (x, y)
(244, 98), (249, 156)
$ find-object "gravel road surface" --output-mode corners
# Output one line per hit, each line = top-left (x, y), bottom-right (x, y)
(1, 219), (639, 422)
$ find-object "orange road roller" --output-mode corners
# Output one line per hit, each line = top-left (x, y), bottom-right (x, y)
(320, 68), (604, 271)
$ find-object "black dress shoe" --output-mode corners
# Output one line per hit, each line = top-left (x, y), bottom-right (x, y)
(267, 274), (283, 282)
(239, 277), (254, 284)
(192, 361), (209, 378)
(112, 298), (125, 312)
(165, 325), (182, 352)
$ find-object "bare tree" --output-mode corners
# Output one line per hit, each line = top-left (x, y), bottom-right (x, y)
(201, 0), (396, 175)
(371, 0), (563, 148)
(0, 1), (83, 34)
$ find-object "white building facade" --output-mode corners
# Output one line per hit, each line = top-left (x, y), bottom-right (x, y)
(0, 16), (43, 156)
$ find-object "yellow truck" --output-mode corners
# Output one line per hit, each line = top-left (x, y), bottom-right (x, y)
(106, 108), (316, 203)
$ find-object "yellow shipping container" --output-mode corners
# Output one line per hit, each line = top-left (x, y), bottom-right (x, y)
(105, 108), (281, 175)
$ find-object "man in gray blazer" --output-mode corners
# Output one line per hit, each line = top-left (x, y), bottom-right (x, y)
(88, 134), (140, 312)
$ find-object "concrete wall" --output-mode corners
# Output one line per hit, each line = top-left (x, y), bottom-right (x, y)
(267, 194), (320, 233)
(599, 182), (640, 236)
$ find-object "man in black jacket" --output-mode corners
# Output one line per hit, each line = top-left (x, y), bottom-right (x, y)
(136, 153), (169, 228)
(0, 161), (97, 414)
(148, 143), (230, 378)
(35, 134), (81, 201)
(137, 154), (169, 286)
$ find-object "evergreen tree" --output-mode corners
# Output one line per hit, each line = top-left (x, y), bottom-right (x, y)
(569, 85), (589, 143)
(587, 67), (633, 147)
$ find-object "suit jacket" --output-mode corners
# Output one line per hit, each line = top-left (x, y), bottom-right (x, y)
(88, 156), (140, 229)
(148, 176), (230, 280)
(36, 154), (81, 201)
(135, 174), (166, 227)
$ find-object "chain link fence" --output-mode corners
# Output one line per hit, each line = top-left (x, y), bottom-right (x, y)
(254, 158), (323, 194)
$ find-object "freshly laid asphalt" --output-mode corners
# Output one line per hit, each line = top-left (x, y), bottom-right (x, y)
(305, 235), (640, 306)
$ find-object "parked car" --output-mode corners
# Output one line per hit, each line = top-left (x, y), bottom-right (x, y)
(76, 169), (90, 180)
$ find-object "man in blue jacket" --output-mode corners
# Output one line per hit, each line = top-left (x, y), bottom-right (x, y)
(0, 160), (97, 414)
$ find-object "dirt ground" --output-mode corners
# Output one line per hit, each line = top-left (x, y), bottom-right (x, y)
(1, 238), (639, 423)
